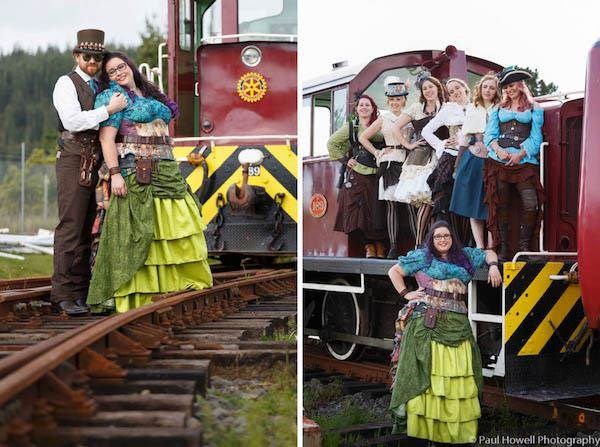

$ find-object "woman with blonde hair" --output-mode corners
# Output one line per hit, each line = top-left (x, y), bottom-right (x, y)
(359, 77), (412, 258)
(450, 74), (501, 248)
(483, 67), (544, 259)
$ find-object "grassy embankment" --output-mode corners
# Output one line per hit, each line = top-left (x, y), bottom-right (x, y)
(0, 254), (53, 279)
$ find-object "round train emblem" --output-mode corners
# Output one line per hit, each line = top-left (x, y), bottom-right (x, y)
(309, 193), (327, 218)
(237, 72), (268, 103)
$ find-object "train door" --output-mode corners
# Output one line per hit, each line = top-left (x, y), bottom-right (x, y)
(167, 0), (199, 137)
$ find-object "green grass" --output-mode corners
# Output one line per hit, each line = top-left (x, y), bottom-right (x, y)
(197, 364), (297, 446)
(260, 319), (297, 342)
(304, 379), (380, 447)
(315, 400), (379, 447)
(0, 253), (53, 279)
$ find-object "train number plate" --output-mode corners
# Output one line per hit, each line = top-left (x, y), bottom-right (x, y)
(248, 166), (261, 176)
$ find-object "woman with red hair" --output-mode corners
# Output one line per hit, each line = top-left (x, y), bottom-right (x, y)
(328, 94), (387, 258)
(483, 67), (544, 260)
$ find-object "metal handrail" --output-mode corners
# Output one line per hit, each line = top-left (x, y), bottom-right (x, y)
(511, 251), (577, 263)
(173, 134), (297, 148)
(539, 142), (548, 252)
(535, 90), (584, 101)
(201, 33), (297, 44)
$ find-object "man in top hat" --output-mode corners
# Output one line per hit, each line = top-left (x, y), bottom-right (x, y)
(51, 29), (127, 315)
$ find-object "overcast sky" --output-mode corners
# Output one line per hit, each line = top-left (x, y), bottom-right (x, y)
(0, 0), (168, 53)
(299, 0), (600, 92)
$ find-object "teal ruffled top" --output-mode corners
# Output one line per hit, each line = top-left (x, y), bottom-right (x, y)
(94, 81), (173, 130)
(484, 106), (544, 165)
(397, 247), (486, 284)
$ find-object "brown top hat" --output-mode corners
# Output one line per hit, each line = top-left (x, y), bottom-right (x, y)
(73, 29), (106, 54)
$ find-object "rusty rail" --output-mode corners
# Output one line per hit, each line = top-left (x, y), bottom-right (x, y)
(0, 270), (295, 408)
(304, 349), (600, 430)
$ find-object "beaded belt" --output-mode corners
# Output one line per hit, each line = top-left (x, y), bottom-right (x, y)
(122, 135), (172, 145)
(118, 143), (174, 160)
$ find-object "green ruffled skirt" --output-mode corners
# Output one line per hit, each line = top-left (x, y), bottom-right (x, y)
(406, 339), (480, 442)
(390, 312), (483, 444)
(87, 161), (212, 313)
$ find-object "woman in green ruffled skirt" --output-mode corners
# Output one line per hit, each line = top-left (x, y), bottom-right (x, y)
(388, 221), (501, 443)
(86, 52), (212, 313)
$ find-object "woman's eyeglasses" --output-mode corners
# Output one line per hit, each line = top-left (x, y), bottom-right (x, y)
(107, 63), (128, 77)
(433, 234), (452, 241)
(81, 52), (104, 63)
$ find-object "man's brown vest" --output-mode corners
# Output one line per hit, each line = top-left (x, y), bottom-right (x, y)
(56, 71), (96, 132)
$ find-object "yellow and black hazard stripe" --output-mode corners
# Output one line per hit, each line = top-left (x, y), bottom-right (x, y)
(173, 144), (297, 224)
(504, 261), (589, 357)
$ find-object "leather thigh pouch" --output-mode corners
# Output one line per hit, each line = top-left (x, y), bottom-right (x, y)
(135, 157), (153, 185)
(423, 307), (438, 329)
(78, 148), (95, 187)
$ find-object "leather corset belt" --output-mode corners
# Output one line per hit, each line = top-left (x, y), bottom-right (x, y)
(423, 287), (467, 301)
(498, 120), (532, 149)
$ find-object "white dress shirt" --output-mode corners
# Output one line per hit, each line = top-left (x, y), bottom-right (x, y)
(421, 102), (467, 158)
(52, 66), (109, 132)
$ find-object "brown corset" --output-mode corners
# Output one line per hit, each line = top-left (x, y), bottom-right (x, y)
(498, 120), (532, 148)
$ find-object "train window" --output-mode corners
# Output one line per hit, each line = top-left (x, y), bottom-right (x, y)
(564, 116), (583, 217)
(179, 0), (193, 50)
(363, 67), (421, 111)
(300, 97), (312, 157)
(238, 0), (297, 37)
(332, 87), (348, 132)
(467, 71), (484, 90)
(313, 90), (332, 157)
(202, 0), (222, 39)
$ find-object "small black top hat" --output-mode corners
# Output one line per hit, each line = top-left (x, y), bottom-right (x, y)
(497, 66), (532, 87)
(73, 29), (106, 54)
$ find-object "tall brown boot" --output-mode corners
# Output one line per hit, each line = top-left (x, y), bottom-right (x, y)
(498, 223), (509, 261)
(375, 241), (386, 259)
(518, 211), (537, 252)
(365, 243), (376, 258)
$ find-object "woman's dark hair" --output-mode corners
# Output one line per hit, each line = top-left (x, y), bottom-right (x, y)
(354, 94), (379, 126)
(418, 76), (447, 105)
(424, 220), (474, 275)
(98, 52), (176, 114)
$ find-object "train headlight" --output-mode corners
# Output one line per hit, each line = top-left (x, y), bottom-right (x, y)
(241, 46), (261, 67)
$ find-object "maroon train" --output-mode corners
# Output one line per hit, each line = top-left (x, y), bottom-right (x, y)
(302, 45), (600, 401)
(144, 0), (298, 258)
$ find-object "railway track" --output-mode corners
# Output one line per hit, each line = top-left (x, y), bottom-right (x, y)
(0, 269), (296, 446)
(304, 367), (400, 447)
(304, 347), (600, 432)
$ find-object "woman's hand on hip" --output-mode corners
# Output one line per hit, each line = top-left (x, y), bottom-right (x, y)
(405, 289), (426, 300)
(347, 158), (358, 168)
(111, 173), (128, 197)
(408, 138), (426, 150)
(488, 265), (502, 288)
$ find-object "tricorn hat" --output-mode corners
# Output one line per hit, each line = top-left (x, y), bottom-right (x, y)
(384, 75), (408, 97)
(497, 66), (532, 87)
(73, 29), (106, 54)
